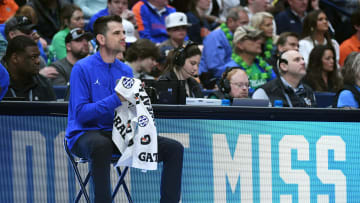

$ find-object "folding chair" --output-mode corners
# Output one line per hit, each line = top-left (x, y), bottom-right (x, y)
(64, 139), (133, 203)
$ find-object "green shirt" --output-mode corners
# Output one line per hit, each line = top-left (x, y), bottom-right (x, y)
(50, 28), (70, 61)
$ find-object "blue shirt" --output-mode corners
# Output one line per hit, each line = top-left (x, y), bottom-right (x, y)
(337, 86), (360, 108)
(66, 52), (133, 149)
(0, 62), (9, 101)
(199, 28), (232, 78)
(132, 0), (176, 43)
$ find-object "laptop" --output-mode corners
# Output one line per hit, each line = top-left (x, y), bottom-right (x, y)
(142, 80), (186, 104)
(231, 98), (269, 107)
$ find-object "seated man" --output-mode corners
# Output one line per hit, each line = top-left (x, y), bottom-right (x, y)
(252, 50), (316, 107)
(267, 31), (299, 76)
(132, 0), (176, 43)
(209, 67), (249, 101)
(158, 12), (191, 51)
(66, 15), (183, 203)
(222, 25), (276, 94)
(124, 38), (160, 80)
(3, 16), (48, 67)
(199, 6), (249, 89)
(48, 28), (92, 85)
(1, 36), (56, 101)
(0, 60), (9, 101)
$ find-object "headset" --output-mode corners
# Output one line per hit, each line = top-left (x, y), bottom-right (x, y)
(218, 67), (243, 94)
(276, 51), (288, 74)
(173, 40), (197, 67)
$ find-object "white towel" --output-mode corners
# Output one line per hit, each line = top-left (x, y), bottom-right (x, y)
(112, 77), (158, 170)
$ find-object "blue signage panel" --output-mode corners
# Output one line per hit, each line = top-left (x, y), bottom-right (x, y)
(0, 115), (359, 202)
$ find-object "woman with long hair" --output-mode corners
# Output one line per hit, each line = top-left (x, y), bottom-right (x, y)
(299, 9), (339, 66)
(186, 0), (212, 44)
(159, 41), (204, 98)
(250, 12), (277, 61)
(50, 4), (85, 61)
(335, 52), (360, 108)
(304, 45), (342, 92)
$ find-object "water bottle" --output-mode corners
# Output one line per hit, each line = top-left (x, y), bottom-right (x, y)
(274, 100), (283, 107)
(221, 99), (230, 106)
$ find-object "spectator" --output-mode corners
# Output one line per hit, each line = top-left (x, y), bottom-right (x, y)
(335, 52), (360, 108)
(159, 41), (204, 98)
(73, 0), (107, 19)
(275, 0), (308, 34)
(268, 31), (299, 75)
(199, 6), (249, 89)
(245, 0), (270, 19)
(299, 10), (340, 67)
(15, 5), (48, 56)
(186, 0), (212, 44)
(66, 15), (184, 203)
(48, 28), (92, 85)
(209, 67), (249, 101)
(252, 50), (316, 107)
(125, 38), (160, 80)
(304, 45), (342, 92)
(50, 4), (85, 62)
(250, 12), (277, 60)
(132, 0), (176, 43)
(4, 16), (47, 67)
(1, 36), (56, 101)
(27, 0), (62, 43)
(339, 9), (360, 67)
(86, 0), (136, 33)
(158, 12), (191, 54)
(0, 57), (9, 100)
(0, 0), (18, 24)
(221, 25), (276, 93)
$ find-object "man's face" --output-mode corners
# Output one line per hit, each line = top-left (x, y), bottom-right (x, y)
(103, 21), (126, 53)
(167, 26), (187, 43)
(282, 50), (306, 78)
(237, 36), (264, 56)
(229, 11), (249, 32)
(140, 57), (158, 73)
(108, 0), (128, 16)
(68, 38), (89, 59)
(288, 0), (308, 16)
(9, 29), (38, 42)
(251, 0), (270, 13)
(278, 36), (299, 52)
(16, 46), (41, 75)
(229, 70), (249, 98)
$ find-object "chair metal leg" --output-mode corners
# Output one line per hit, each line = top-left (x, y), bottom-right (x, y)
(74, 170), (91, 203)
(112, 166), (133, 203)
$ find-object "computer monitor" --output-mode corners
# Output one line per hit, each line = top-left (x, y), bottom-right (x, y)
(142, 80), (186, 104)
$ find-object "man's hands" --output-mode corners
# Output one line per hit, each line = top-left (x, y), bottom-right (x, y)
(39, 66), (59, 79)
(117, 93), (127, 102)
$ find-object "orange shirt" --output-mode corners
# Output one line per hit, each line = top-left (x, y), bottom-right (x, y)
(339, 34), (360, 67)
(0, 0), (18, 24)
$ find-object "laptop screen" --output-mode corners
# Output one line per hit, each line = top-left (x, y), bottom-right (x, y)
(142, 80), (186, 104)
(231, 98), (269, 107)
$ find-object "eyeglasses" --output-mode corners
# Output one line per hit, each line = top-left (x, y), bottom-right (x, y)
(230, 82), (250, 89)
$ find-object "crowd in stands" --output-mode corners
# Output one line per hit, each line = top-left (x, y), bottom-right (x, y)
(1, 0), (360, 108)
